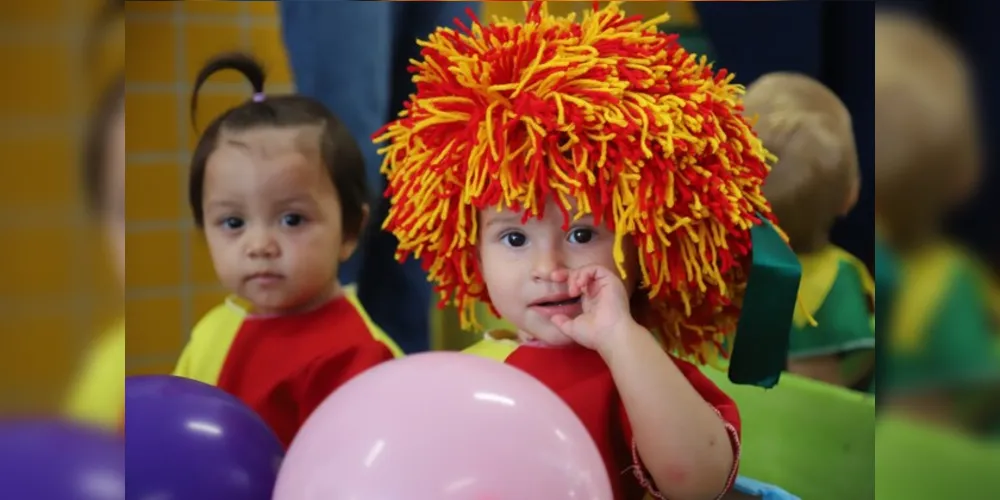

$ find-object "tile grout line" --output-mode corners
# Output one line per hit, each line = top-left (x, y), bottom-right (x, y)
(126, 82), (294, 94)
(66, 0), (92, 357)
(239, 2), (253, 53)
(125, 12), (277, 26)
(174, 3), (194, 353)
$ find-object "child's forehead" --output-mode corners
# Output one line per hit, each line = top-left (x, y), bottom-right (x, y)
(218, 126), (322, 158)
(206, 129), (332, 202)
(478, 200), (594, 224)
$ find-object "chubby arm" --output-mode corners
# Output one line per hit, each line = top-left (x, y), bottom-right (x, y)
(602, 323), (738, 500)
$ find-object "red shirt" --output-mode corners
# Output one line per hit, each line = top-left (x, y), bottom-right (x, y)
(173, 294), (402, 447)
(466, 335), (741, 500)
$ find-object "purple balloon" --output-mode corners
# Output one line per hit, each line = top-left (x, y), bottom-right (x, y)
(0, 419), (124, 500)
(126, 375), (284, 500)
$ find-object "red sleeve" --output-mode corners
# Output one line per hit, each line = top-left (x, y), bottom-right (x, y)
(292, 340), (396, 430)
(619, 356), (742, 500)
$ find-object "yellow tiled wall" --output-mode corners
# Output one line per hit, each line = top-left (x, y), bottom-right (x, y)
(0, 0), (121, 412)
(125, 1), (291, 376)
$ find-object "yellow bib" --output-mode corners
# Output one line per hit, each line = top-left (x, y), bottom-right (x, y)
(65, 319), (125, 429)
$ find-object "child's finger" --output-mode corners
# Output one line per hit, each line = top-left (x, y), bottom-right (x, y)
(576, 267), (598, 296)
(550, 314), (573, 334)
(551, 314), (569, 327)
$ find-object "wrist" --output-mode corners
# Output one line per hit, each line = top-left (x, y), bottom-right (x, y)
(598, 319), (649, 362)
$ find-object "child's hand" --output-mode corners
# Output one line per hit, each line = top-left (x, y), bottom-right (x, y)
(549, 265), (638, 355)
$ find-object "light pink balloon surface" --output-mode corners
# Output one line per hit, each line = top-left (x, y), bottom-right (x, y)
(273, 351), (612, 500)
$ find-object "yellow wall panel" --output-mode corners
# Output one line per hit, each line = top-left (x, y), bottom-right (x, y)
(125, 1), (174, 16)
(190, 234), (218, 286)
(482, 1), (698, 26)
(0, 2), (63, 22)
(125, 230), (183, 288)
(0, 45), (72, 116)
(0, 313), (76, 388)
(247, 2), (278, 17)
(126, 93), (181, 152)
(0, 227), (76, 299)
(184, 1), (244, 17)
(127, 164), (184, 221)
(190, 93), (248, 147)
(125, 297), (184, 358)
(0, 138), (75, 210)
(183, 23), (246, 84)
(250, 25), (292, 86)
(125, 20), (178, 83)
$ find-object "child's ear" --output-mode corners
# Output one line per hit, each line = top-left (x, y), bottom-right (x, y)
(338, 204), (370, 262)
(841, 179), (860, 216)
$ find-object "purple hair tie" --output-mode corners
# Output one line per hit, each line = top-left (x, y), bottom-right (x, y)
(251, 92), (265, 103)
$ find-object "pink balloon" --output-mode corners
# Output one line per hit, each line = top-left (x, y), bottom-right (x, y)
(273, 351), (612, 500)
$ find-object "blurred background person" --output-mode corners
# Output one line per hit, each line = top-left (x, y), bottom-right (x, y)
(279, 1), (480, 354)
(743, 72), (875, 392)
(695, 1), (874, 268)
(64, 73), (125, 428)
(0, 0), (123, 416)
(875, 10), (1000, 436)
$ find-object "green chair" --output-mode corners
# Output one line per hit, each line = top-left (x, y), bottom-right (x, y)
(875, 415), (1000, 499)
(429, 302), (512, 352)
(702, 370), (875, 500)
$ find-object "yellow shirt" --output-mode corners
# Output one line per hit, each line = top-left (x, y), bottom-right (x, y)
(65, 319), (125, 429)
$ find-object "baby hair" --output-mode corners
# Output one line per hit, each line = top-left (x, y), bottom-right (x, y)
(81, 0), (124, 212)
(83, 75), (123, 212)
(743, 72), (858, 254)
(188, 53), (369, 240)
(875, 11), (979, 250)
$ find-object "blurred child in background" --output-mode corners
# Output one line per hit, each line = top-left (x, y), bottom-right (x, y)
(172, 54), (401, 448)
(64, 0), (124, 430)
(743, 72), (875, 391)
(875, 11), (1000, 434)
(65, 76), (124, 429)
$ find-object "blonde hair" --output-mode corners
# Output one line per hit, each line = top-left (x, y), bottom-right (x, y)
(875, 11), (979, 250)
(744, 72), (857, 253)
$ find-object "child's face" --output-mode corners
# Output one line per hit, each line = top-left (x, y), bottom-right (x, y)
(478, 200), (638, 345)
(202, 127), (355, 315)
(104, 104), (125, 289)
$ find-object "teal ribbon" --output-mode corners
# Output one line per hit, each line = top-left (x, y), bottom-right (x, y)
(727, 217), (802, 388)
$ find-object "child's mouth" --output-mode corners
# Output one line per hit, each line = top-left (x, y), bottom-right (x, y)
(530, 295), (583, 318)
(534, 296), (581, 307)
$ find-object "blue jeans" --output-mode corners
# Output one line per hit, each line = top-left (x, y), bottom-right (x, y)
(279, 1), (479, 353)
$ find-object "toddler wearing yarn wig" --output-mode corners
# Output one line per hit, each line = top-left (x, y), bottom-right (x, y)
(376, 3), (788, 499)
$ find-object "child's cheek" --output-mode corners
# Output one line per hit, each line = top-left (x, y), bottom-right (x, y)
(106, 218), (125, 290)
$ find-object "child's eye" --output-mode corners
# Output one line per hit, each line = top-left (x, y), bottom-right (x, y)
(568, 227), (595, 244)
(282, 213), (305, 227)
(221, 217), (244, 230)
(500, 231), (527, 248)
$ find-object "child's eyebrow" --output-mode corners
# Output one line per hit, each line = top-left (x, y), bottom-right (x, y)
(204, 199), (241, 210)
(272, 194), (317, 208)
(482, 213), (523, 228)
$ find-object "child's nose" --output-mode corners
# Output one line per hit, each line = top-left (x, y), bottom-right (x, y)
(530, 249), (565, 281)
(245, 229), (279, 259)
